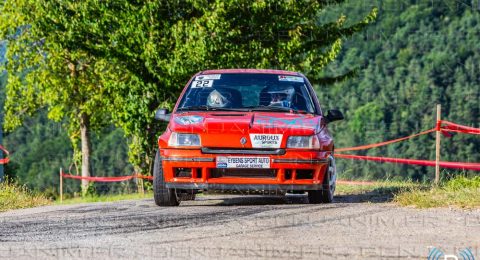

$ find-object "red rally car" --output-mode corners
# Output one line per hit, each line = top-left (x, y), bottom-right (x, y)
(154, 69), (344, 206)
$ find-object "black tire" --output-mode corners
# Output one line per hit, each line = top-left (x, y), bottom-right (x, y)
(308, 156), (336, 204)
(153, 150), (179, 206)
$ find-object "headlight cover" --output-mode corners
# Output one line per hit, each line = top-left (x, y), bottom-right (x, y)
(168, 132), (201, 147)
(287, 135), (320, 149)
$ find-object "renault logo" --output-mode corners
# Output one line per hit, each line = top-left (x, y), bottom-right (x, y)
(240, 137), (247, 145)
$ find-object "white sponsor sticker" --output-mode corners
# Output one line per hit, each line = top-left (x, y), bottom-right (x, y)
(195, 74), (221, 80)
(278, 75), (304, 83)
(216, 156), (270, 169)
(249, 134), (283, 148)
(192, 80), (213, 88)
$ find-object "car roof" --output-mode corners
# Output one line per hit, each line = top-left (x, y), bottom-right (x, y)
(199, 68), (301, 76)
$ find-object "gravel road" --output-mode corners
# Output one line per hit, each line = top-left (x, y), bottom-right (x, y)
(0, 193), (479, 259)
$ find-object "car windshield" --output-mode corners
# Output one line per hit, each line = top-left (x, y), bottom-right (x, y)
(177, 73), (316, 113)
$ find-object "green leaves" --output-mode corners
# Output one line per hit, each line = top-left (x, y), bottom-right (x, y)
(1, 0), (115, 131)
(1, 0), (377, 173)
(317, 0), (480, 180)
(86, 0), (376, 172)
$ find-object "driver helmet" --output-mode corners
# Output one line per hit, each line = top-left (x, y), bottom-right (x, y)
(267, 85), (295, 108)
(207, 89), (230, 107)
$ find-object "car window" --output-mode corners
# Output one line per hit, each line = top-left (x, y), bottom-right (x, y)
(177, 73), (316, 113)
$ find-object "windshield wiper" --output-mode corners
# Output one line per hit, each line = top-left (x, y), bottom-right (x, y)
(177, 105), (210, 111)
(177, 105), (247, 112)
(244, 105), (307, 113)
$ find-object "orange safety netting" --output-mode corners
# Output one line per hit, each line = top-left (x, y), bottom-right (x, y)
(335, 154), (480, 171)
(0, 145), (9, 164)
(335, 120), (480, 171)
(61, 172), (153, 182)
(58, 119), (480, 182)
(335, 128), (436, 152)
(440, 120), (480, 135)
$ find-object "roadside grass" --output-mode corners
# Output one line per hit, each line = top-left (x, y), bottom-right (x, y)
(56, 191), (153, 205)
(0, 181), (51, 212)
(335, 180), (425, 203)
(3, 177), (478, 209)
(336, 180), (423, 195)
(395, 176), (480, 209)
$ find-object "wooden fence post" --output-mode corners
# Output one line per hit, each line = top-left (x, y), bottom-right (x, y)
(435, 104), (441, 185)
(60, 168), (63, 203)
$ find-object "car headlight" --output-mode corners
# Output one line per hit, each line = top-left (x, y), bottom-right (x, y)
(287, 135), (320, 149)
(168, 132), (201, 147)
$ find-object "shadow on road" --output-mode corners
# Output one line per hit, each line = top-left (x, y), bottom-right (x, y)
(189, 194), (308, 206)
(335, 186), (403, 204)
(185, 185), (401, 206)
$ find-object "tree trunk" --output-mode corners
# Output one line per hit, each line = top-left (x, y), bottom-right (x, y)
(80, 112), (92, 196)
(131, 135), (144, 194)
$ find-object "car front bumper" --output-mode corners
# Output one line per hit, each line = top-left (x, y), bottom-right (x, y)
(160, 148), (331, 191)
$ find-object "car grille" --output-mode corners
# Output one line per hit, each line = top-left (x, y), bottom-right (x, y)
(210, 168), (277, 179)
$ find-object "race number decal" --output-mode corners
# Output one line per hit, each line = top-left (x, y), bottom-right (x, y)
(249, 134), (283, 148)
(192, 80), (213, 88)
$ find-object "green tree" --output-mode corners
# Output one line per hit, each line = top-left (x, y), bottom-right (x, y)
(0, 1), (119, 193)
(1, 0), (377, 178)
(72, 0), (377, 174)
(3, 110), (133, 197)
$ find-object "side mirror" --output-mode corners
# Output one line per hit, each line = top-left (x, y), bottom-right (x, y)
(325, 109), (344, 123)
(155, 108), (171, 122)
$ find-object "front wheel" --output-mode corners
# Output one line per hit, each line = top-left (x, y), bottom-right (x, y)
(153, 150), (179, 206)
(308, 156), (336, 204)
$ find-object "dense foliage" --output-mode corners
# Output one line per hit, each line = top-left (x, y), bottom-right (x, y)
(66, 0), (375, 173)
(0, 0), (124, 193)
(4, 112), (133, 196)
(0, 0), (376, 194)
(319, 0), (480, 180)
(2, 0), (479, 195)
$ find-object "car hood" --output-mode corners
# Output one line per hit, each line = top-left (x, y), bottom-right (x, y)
(168, 112), (323, 148)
